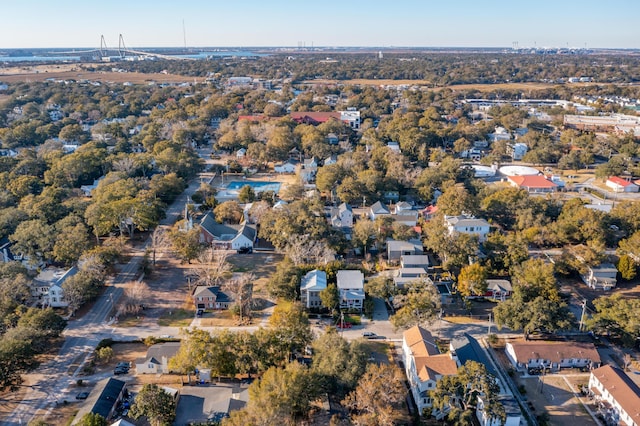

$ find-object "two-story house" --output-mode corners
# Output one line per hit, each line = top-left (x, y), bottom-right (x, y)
(135, 342), (181, 374)
(300, 269), (327, 309)
(402, 326), (459, 416)
(337, 270), (365, 311)
(329, 203), (353, 228)
(192, 286), (233, 311)
(444, 214), (491, 243)
(31, 266), (78, 308)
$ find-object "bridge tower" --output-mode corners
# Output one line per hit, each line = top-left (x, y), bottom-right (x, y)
(100, 35), (108, 58)
(118, 34), (127, 59)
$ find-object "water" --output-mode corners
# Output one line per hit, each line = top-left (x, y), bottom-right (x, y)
(0, 55), (82, 62)
(0, 50), (266, 63)
(225, 181), (281, 192)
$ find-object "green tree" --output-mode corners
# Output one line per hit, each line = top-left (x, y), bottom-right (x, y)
(617, 254), (637, 281)
(391, 280), (441, 330)
(224, 362), (318, 426)
(96, 347), (114, 364)
(130, 384), (177, 426)
(352, 219), (376, 254)
(9, 219), (55, 264)
(77, 413), (107, 426)
(364, 276), (395, 300)
(214, 200), (243, 224)
(238, 185), (256, 203)
(588, 294), (640, 346)
(342, 363), (406, 426)
(319, 283), (339, 311)
(430, 361), (505, 425)
(457, 263), (488, 297)
(269, 301), (312, 359)
(266, 257), (301, 300)
(168, 223), (202, 264)
(311, 330), (368, 396)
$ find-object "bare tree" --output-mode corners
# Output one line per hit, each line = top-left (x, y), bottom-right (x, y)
(149, 227), (169, 266)
(285, 235), (335, 266)
(112, 156), (137, 176)
(192, 247), (232, 287)
(224, 273), (255, 324)
(119, 280), (150, 316)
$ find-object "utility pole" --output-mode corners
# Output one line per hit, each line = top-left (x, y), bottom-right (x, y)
(579, 298), (587, 332)
(488, 312), (492, 335)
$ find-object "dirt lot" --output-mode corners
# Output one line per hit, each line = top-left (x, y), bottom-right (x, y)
(0, 63), (199, 84)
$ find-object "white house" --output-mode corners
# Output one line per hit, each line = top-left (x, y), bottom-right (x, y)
(581, 263), (618, 290)
(135, 342), (181, 374)
(199, 212), (256, 251)
(505, 340), (601, 372)
(336, 270), (365, 311)
(339, 109), (361, 130)
(387, 239), (423, 262)
(444, 215), (491, 243)
(330, 203), (353, 228)
(508, 143), (528, 160)
(606, 176), (639, 193)
(368, 201), (390, 220)
(484, 279), (513, 301)
(30, 266), (78, 308)
(402, 326), (459, 416)
(393, 268), (429, 289)
(236, 148), (247, 158)
(588, 365), (640, 426)
(489, 126), (512, 142)
(274, 160), (297, 174)
(300, 269), (327, 309)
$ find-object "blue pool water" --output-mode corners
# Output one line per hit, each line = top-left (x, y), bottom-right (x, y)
(225, 180), (281, 192)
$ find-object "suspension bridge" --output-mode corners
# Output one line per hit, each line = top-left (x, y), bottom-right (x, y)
(51, 34), (192, 61)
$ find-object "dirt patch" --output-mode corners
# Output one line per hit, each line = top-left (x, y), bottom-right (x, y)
(0, 63), (199, 84)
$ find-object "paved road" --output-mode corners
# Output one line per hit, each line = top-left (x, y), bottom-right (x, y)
(5, 148), (213, 426)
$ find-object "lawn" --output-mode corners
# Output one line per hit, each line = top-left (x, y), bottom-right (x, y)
(158, 308), (194, 327)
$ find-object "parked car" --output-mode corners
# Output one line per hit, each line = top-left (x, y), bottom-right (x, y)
(114, 367), (128, 375)
(237, 246), (253, 254)
(116, 362), (131, 369)
(337, 322), (352, 329)
(76, 391), (90, 400)
(362, 332), (377, 338)
(196, 309), (204, 317)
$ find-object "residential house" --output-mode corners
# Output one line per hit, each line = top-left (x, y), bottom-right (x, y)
(484, 279), (513, 301)
(340, 109), (361, 130)
(449, 334), (522, 426)
(192, 285), (233, 311)
(300, 269), (327, 309)
(581, 263), (617, 290)
(402, 326), (459, 416)
(135, 342), (182, 374)
(383, 191), (400, 203)
(274, 159), (297, 174)
(394, 202), (413, 214)
(324, 154), (338, 165)
(369, 201), (390, 220)
(325, 133), (339, 145)
(508, 143), (528, 160)
(80, 176), (104, 197)
(387, 239), (424, 262)
(444, 215), (491, 243)
(489, 126), (512, 142)
(588, 365), (640, 426)
(337, 270), (365, 311)
(290, 111), (341, 126)
(329, 203), (353, 228)
(387, 141), (401, 153)
(299, 157), (318, 183)
(393, 211), (419, 227)
(236, 148), (247, 158)
(401, 255), (430, 269)
(31, 266), (78, 308)
(505, 340), (601, 372)
(393, 267), (429, 289)
(507, 175), (558, 193)
(199, 212), (256, 251)
(175, 384), (248, 425)
(72, 378), (127, 424)
(606, 176), (639, 193)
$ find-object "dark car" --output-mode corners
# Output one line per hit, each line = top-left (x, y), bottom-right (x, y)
(116, 362), (131, 369)
(114, 367), (128, 375)
(237, 247), (253, 254)
(76, 391), (90, 400)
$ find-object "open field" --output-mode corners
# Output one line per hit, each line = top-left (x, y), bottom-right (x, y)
(302, 78), (560, 91)
(0, 63), (200, 84)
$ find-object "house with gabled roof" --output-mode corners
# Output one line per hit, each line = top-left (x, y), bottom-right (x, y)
(329, 203), (353, 228)
(402, 326), (459, 415)
(581, 263), (617, 290)
(507, 175), (558, 193)
(444, 214), (491, 243)
(606, 176), (639, 193)
(387, 239), (423, 262)
(192, 285), (233, 311)
(337, 270), (365, 311)
(73, 378), (127, 424)
(199, 212), (256, 251)
(300, 269), (327, 309)
(368, 201), (390, 220)
(135, 342), (182, 374)
(505, 340), (601, 372)
(589, 365), (640, 426)
(30, 265), (78, 308)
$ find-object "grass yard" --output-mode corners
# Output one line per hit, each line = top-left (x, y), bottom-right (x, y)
(158, 308), (194, 327)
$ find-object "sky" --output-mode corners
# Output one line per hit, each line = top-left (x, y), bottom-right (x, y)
(1, 0), (639, 49)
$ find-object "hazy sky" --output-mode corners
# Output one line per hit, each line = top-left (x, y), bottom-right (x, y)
(1, 0), (638, 49)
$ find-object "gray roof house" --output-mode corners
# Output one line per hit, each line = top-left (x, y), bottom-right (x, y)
(369, 201), (390, 220)
(581, 263), (618, 290)
(192, 285), (234, 310)
(337, 270), (365, 311)
(330, 203), (353, 228)
(135, 342), (181, 375)
(199, 212), (256, 250)
(73, 378), (127, 424)
(444, 215), (491, 243)
(387, 239), (423, 262)
(401, 255), (430, 269)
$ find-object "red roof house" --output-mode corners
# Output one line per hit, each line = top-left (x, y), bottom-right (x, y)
(507, 175), (558, 193)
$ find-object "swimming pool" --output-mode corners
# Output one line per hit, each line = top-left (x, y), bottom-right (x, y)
(225, 180), (282, 193)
